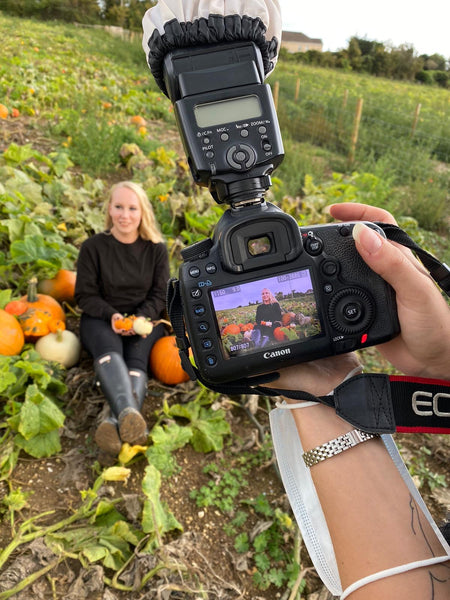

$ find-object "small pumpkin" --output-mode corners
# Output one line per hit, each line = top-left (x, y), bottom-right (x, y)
(149, 335), (190, 385)
(4, 300), (28, 316)
(133, 317), (154, 336)
(35, 328), (81, 368)
(114, 315), (135, 331)
(273, 326), (288, 341)
(130, 115), (146, 127)
(0, 104), (8, 119)
(281, 312), (296, 326)
(0, 309), (25, 356)
(20, 277), (66, 322)
(222, 323), (241, 335)
(17, 277), (66, 341)
(38, 269), (76, 303)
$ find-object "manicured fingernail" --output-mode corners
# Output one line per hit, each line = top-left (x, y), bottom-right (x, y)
(352, 223), (383, 254)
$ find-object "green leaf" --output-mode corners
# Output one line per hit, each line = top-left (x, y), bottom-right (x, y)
(0, 357), (17, 395)
(0, 288), (13, 309)
(234, 532), (249, 553)
(150, 422), (193, 450)
(15, 429), (61, 458)
(141, 464), (182, 538)
(17, 396), (41, 439)
(166, 401), (230, 453)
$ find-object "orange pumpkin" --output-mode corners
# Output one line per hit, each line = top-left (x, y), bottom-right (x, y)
(273, 326), (287, 341)
(149, 335), (190, 385)
(0, 104), (8, 119)
(4, 300), (28, 316)
(0, 309), (25, 356)
(222, 323), (241, 335)
(38, 269), (76, 303)
(17, 277), (66, 341)
(130, 115), (146, 127)
(281, 312), (296, 326)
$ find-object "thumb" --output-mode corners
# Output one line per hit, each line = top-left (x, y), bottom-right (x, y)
(352, 223), (430, 306)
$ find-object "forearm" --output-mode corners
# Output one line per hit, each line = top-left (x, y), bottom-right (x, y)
(287, 403), (450, 599)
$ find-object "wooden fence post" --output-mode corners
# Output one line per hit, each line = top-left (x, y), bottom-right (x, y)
(411, 103), (421, 137)
(273, 81), (279, 111)
(294, 78), (300, 101)
(348, 97), (363, 166)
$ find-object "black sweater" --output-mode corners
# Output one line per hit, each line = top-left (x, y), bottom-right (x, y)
(74, 232), (169, 321)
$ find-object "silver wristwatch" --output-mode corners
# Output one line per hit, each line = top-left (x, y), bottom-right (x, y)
(302, 428), (379, 467)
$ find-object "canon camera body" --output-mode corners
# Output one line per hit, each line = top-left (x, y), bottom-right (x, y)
(162, 41), (400, 385)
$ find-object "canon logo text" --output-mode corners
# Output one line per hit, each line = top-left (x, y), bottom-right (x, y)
(263, 348), (291, 359)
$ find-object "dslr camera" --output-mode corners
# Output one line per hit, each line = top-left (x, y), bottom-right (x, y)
(163, 41), (400, 385)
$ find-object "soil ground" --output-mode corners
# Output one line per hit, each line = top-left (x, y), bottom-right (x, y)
(0, 342), (449, 599)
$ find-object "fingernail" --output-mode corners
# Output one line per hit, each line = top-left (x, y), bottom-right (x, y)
(352, 223), (383, 254)
(323, 205), (333, 215)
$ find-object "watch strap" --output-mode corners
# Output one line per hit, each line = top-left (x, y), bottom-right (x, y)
(302, 428), (379, 467)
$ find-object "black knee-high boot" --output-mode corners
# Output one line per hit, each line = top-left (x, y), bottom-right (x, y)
(129, 368), (149, 445)
(94, 352), (147, 446)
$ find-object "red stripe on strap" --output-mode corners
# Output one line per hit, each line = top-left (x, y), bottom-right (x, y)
(397, 426), (450, 434)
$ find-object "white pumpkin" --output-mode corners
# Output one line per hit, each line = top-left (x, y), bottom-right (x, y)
(132, 317), (154, 336)
(35, 329), (81, 368)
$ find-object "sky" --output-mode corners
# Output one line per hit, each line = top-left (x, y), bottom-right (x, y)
(279, 0), (450, 58)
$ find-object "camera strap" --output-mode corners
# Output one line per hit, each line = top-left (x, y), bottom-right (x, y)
(378, 223), (450, 296)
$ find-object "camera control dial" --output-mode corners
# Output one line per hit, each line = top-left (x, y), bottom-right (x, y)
(226, 144), (257, 170)
(328, 288), (374, 334)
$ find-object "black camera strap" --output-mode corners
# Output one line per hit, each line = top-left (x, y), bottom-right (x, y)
(378, 223), (450, 296)
(167, 225), (450, 435)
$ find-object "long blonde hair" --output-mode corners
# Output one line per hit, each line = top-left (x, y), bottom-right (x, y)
(104, 181), (164, 243)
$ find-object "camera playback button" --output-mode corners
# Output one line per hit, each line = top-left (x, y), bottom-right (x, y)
(197, 322), (209, 333)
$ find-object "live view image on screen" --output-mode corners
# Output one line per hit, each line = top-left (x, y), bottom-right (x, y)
(210, 269), (323, 358)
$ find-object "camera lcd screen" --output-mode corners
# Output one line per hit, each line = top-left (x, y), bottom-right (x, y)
(210, 269), (323, 359)
(194, 95), (262, 128)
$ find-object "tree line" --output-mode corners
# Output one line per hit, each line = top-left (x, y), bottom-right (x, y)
(0, 0), (156, 30)
(1, 2), (448, 87)
(280, 37), (449, 88)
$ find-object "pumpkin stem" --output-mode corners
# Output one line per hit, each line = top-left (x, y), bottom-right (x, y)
(27, 276), (39, 303)
(153, 319), (173, 331)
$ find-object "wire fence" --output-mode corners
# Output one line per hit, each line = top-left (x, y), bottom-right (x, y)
(271, 76), (450, 184)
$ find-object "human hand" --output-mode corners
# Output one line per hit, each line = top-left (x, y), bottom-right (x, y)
(262, 353), (361, 398)
(328, 202), (450, 379)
